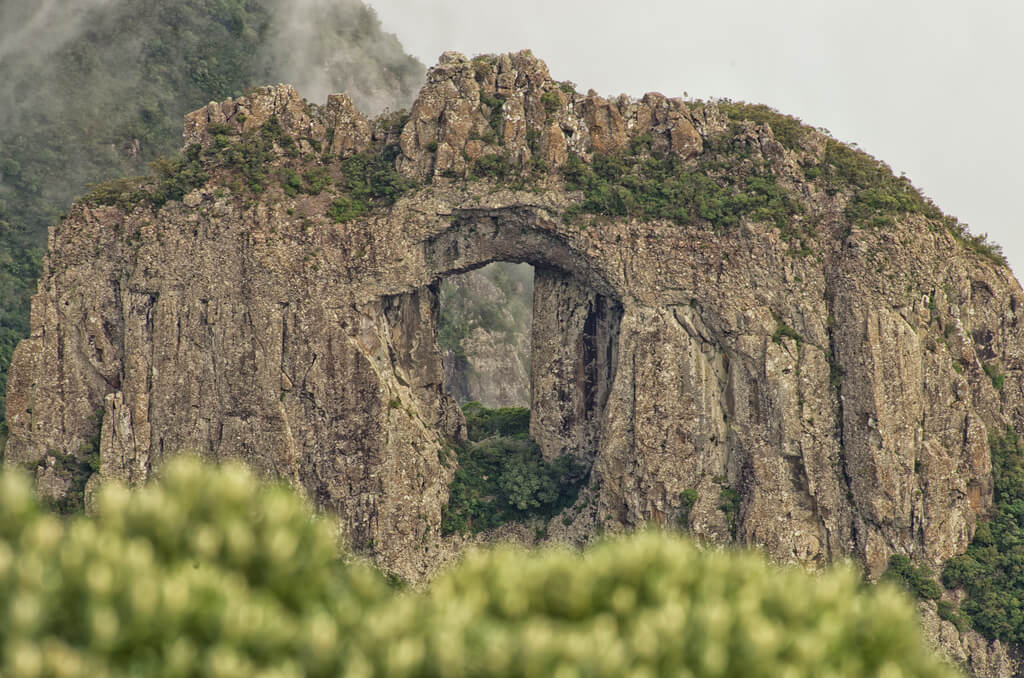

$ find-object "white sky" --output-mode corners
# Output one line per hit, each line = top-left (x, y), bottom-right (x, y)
(369, 0), (1024, 275)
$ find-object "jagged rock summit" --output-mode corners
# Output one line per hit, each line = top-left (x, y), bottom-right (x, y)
(4, 51), (1022, 675)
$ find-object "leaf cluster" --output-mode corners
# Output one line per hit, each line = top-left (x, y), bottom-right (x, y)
(327, 144), (416, 223)
(942, 429), (1024, 643)
(562, 137), (802, 232)
(802, 140), (1007, 265)
(88, 144), (212, 210)
(0, 460), (959, 677)
(717, 101), (810, 151)
(678, 488), (698, 528)
(882, 554), (943, 601)
(279, 166), (332, 197)
(462, 401), (531, 440)
(442, 403), (586, 535)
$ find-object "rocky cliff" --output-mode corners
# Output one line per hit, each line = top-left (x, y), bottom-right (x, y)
(439, 262), (532, 408)
(4, 50), (1022, 674)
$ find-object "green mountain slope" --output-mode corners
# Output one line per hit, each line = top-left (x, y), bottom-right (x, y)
(0, 0), (425, 439)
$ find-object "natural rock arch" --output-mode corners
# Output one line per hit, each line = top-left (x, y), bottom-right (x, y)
(4, 51), (1021, 623)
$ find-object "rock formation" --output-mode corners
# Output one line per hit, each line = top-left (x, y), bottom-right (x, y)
(439, 263), (532, 408)
(4, 50), (1022, 674)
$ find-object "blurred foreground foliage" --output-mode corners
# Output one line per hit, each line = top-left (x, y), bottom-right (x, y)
(0, 457), (958, 677)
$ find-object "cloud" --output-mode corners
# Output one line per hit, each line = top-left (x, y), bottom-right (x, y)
(259, 0), (424, 113)
(0, 0), (122, 63)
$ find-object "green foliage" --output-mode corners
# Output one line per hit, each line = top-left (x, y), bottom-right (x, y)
(279, 165), (331, 197)
(0, 456), (393, 678)
(772, 319), (804, 346)
(804, 139), (1007, 265)
(541, 89), (562, 116)
(35, 409), (103, 514)
(461, 401), (532, 440)
(816, 139), (948, 231)
(937, 599), (971, 633)
(678, 488), (698, 527)
(326, 146), (416, 223)
(472, 153), (515, 181)
(42, 447), (101, 517)
(206, 115), (297, 192)
(278, 167), (303, 196)
(0, 458), (960, 677)
(327, 196), (366, 223)
(717, 101), (810, 151)
(943, 429), (1024, 643)
(883, 554), (942, 601)
(84, 145), (210, 210)
(719, 486), (742, 537)
(479, 91), (506, 144)
(442, 403), (586, 535)
(983, 362), (1006, 390)
(946, 220), (1008, 267)
(562, 136), (802, 232)
(426, 536), (957, 678)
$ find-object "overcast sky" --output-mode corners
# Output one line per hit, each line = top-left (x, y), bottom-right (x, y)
(368, 0), (1024, 276)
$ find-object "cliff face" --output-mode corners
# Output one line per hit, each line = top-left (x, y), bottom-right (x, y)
(4, 51), (1023, 674)
(439, 263), (532, 408)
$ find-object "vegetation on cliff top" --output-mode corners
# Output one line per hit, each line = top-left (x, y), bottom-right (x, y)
(561, 135), (805, 240)
(0, 456), (958, 677)
(721, 101), (1007, 265)
(559, 100), (1006, 267)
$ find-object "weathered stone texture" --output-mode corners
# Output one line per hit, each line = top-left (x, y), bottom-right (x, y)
(4, 51), (1023, 675)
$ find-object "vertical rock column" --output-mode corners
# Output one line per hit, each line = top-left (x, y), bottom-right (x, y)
(529, 268), (621, 463)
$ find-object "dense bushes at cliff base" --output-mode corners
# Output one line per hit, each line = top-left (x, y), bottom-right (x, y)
(442, 403), (587, 535)
(943, 429), (1024, 644)
(0, 457), (957, 677)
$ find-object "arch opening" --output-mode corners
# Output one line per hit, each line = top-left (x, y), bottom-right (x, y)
(425, 223), (624, 535)
(438, 261), (534, 409)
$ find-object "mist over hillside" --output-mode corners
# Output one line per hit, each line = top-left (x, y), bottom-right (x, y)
(0, 0), (425, 436)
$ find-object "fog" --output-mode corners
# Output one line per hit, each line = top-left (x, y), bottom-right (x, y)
(262, 0), (421, 111)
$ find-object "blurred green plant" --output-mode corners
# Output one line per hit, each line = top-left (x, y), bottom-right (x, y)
(0, 457), (958, 677)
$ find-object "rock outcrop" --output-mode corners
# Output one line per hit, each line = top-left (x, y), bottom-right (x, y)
(4, 51), (1022, 675)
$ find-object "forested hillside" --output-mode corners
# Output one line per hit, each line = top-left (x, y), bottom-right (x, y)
(0, 0), (424, 442)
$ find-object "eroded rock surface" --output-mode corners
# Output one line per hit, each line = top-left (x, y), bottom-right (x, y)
(4, 51), (1023, 675)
